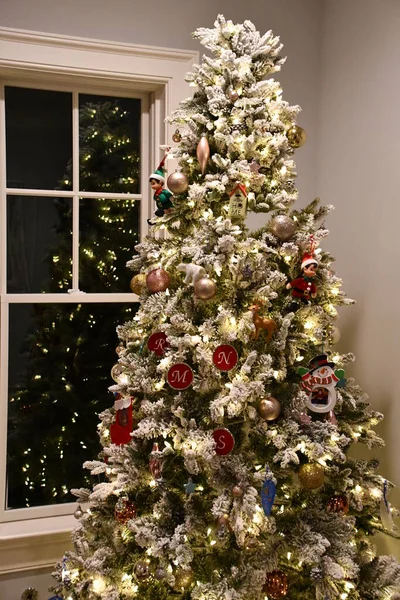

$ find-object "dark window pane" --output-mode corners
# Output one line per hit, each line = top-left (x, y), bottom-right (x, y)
(79, 197), (139, 293)
(5, 87), (72, 190)
(78, 95), (140, 194)
(7, 196), (72, 293)
(6, 302), (138, 509)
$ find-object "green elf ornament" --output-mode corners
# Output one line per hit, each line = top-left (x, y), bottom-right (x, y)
(297, 354), (345, 414)
(148, 154), (173, 225)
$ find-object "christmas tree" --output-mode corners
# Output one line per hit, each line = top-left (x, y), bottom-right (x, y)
(54, 16), (400, 600)
(7, 99), (140, 508)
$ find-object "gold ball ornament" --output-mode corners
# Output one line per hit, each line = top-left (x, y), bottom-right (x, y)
(258, 397), (281, 421)
(194, 277), (217, 300)
(114, 496), (137, 524)
(167, 170), (189, 194)
(263, 570), (288, 599)
(130, 273), (147, 295)
(173, 568), (194, 591)
(146, 268), (170, 293)
(232, 485), (244, 497)
(196, 134), (210, 175)
(298, 463), (324, 490)
(327, 494), (349, 514)
(270, 215), (296, 241)
(172, 129), (182, 143)
(287, 124), (307, 148)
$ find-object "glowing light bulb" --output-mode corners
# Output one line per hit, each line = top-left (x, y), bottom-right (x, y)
(92, 577), (106, 592)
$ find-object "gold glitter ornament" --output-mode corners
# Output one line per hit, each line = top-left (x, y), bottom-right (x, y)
(270, 215), (296, 241)
(194, 277), (217, 300)
(258, 397), (281, 421)
(298, 463), (324, 490)
(263, 570), (288, 599)
(167, 170), (189, 194)
(172, 129), (182, 142)
(287, 124), (307, 148)
(130, 273), (147, 295)
(173, 567), (194, 591)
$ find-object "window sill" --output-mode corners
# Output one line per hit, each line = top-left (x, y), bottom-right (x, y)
(0, 514), (74, 574)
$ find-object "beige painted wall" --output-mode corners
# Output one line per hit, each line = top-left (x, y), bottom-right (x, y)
(318, 0), (400, 555)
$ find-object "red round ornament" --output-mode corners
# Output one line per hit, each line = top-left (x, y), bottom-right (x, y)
(167, 363), (194, 390)
(114, 496), (137, 524)
(327, 494), (349, 514)
(148, 332), (169, 356)
(212, 344), (238, 371)
(212, 428), (235, 455)
(263, 570), (288, 599)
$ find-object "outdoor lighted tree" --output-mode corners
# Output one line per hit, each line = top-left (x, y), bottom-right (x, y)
(7, 100), (140, 508)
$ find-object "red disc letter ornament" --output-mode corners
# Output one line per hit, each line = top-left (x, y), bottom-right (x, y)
(148, 332), (170, 356)
(212, 428), (235, 455)
(213, 344), (238, 371)
(167, 363), (194, 390)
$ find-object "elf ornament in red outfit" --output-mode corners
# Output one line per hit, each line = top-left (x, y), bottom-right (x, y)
(286, 249), (318, 312)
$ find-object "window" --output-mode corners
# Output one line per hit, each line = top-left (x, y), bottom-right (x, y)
(0, 25), (197, 574)
(5, 85), (145, 511)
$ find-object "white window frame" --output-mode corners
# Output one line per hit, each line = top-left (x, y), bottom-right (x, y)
(0, 26), (197, 574)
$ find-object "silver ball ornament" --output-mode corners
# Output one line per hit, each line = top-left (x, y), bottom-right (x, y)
(232, 485), (244, 498)
(270, 215), (296, 241)
(74, 504), (84, 519)
(21, 589), (38, 600)
(154, 567), (167, 581)
(258, 397), (281, 421)
(134, 560), (151, 580)
(194, 277), (217, 300)
(228, 87), (239, 102)
(167, 170), (189, 194)
(111, 363), (124, 382)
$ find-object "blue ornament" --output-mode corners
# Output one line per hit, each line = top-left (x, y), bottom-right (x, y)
(261, 479), (276, 516)
(184, 479), (197, 495)
(48, 596), (63, 600)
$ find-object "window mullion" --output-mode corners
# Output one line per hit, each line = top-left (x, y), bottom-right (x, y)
(0, 84), (6, 295)
(70, 91), (81, 294)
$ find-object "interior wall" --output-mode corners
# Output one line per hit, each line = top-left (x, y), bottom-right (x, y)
(318, 0), (400, 555)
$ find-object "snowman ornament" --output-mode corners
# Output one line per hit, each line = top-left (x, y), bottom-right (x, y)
(297, 354), (345, 414)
